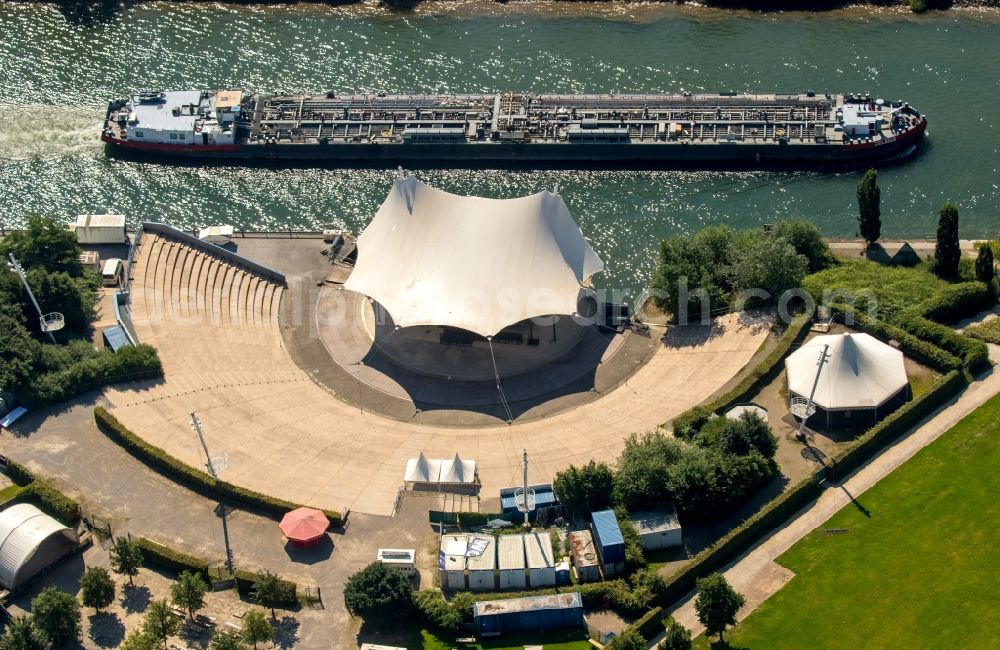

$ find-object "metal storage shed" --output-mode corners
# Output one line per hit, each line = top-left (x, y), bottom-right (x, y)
(473, 592), (584, 636)
(438, 534), (468, 590)
(0, 504), (78, 591)
(568, 530), (601, 583)
(591, 510), (625, 578)
(497, 534), (526, 590)
(524, 531), (555, 588)
(466, 536), (497, 590)
(632, 506), (683, 551)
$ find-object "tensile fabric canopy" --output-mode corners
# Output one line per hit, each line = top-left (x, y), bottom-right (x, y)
(279, 507), (329, 546)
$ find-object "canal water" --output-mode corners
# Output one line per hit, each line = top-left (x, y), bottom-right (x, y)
(0, 2), (998, 292)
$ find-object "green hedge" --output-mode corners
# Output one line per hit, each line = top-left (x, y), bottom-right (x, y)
(24, 344), (163, 408)
(94, 407), (343, 527)
(834, 306), (961, 372)
(670, 313), (811, 429)
(919, 281), (994, 324)
(233, 569), (298, 605)
(630, 606), (665, 641)
(21, 480), (81, 525)
(136, 537), (210, 580)
(3, 459), (35, 487)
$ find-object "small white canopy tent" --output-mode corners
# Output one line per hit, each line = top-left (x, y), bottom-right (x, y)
(0, 503), (78, 591)
(785, 332), (909, 428)
(439, 453), (477, 484)
(404, 451), (477, 487)
(345, 176), (604, 338)
(404, 452), (441, 484)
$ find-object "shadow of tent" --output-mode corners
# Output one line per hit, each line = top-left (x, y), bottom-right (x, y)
(282, 535), (334, 564)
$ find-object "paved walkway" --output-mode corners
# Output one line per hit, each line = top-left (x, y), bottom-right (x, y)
(663, 342), (1000, 640)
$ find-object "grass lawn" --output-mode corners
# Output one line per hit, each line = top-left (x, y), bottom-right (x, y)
(965, 317), (1000, 344)
(696, 392), (1000, 649)
(802, 259), (952, 321)
(0, 484), (24, 502)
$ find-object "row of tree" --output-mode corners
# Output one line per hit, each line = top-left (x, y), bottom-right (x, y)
(857, 168), (995, 282)
(554, 411), (780, 523)
(1, 537), (288, 650)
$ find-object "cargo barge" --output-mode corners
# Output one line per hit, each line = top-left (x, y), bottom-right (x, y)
(102, 90), (926, 168)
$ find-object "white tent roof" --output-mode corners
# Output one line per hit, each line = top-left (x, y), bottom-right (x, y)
(0, 503), (78, 590)
(439, 453), (476, 484)
(785, 333), (908, 410)
(344, 177), (604, 338)
(404, 452), (441, 483)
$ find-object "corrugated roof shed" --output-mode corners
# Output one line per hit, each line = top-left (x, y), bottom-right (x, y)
(524, 531), (554, 569)
(498, 534), (525, 570)
(466, 536), (496, 571)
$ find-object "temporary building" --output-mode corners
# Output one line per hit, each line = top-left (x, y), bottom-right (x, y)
(345, 176), (604, 338)
(632, 506), (683, 551)
(785, 332), (909, 429)
(473, 592), (584, 636)
(439, 453), (477, 485)
(0, 503), (78, 591)
(524, 531), (556, 588)
(568, 530), (601, 583)
(497, 534), (526, 590)
(404, 452), (476, 487)
(278, 508), (329, 548)
(466, 536), (497, 590)
(591, 510), (625, 578)
(439, 534), (469, 590)
(376, 549), (416, 576)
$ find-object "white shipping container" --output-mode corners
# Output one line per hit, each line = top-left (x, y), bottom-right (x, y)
(72, 214), (127, 244)
(466, 536), (496, 591)
(497, 534), (526, 590)
(524, 531), (556, 588)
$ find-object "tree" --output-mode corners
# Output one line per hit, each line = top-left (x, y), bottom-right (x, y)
(694, 572), (745, 643)
(613, 431), (687, 509)
(718, 411), (778, 458)
(614, 506), (647, 574)
(729, 235), (808, 303)
(0, 215), (84, 277)
(30, 586), (81, 647)
(0, 305), (39, 394)
(935, 202), (961, 278)
(651, 226), (735, 323)
(170, 570), (208, 620)
(249, 569), (295, 619)
(856, 168), (881, 246)
(553, 460), (614, 518)
(109, 537), (143, 586)
(0, 616), (47, 650)
(142, 600), (179, 650)
(661, 617), (693, 650)
(239, 610), (273, 650)
(209, 629), (246, 650)
(119, 629), (159, 650)
(606, 628), (646, 650)
(975, 245), (995, 283)
(343, 562), (413, 625)
(80, 566), (116, 613)
(770, 219), (834, 273)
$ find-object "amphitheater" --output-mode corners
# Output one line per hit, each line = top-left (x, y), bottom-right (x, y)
(104, 226), (771, 516)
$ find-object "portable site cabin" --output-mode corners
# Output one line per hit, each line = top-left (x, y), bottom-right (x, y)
(591, 509), (625, 578)
(70, 214), (127, 244)
(467, 536), (497, 590)
(376, 549), (416, 576)
(498, 534), (526, 590)
(568, 530), (601, 583)
(439, 534), (468, 590)
(524, 531), (556, 588)
(473, 592), (584, 636)
(632, 506), (683, 551)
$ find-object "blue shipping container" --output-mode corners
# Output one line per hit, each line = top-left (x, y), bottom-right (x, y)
(473, 592), (583, 636)
(590, 509), (625, 565)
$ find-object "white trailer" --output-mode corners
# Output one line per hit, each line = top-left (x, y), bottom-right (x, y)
(70, 214), (127, 244)
(377, 549), (416, 576)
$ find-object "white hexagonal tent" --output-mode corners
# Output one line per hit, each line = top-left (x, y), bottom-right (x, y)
(785, 332), (909, 429)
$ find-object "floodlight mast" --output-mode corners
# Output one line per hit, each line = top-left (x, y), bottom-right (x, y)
(7, 254), (56, 344)
(796, 344), (831, 441)
(191, 412), (234, 573)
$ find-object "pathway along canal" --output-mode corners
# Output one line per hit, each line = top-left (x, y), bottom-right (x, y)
(0, 2), (998, 292)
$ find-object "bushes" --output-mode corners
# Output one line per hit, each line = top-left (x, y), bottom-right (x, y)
(553, 461), (615, 518)
(413, 591), (463, 633)
(22, 480), (80, 524)
(24, 344), (162, 408)
(4, 459), (35, 487)
(94, 407), (343, 527)
(614, 507), (647, 574)
(235, 569), (297, 606)
(136, 538), (210, 580)
(919, 282), (994, 324)
(630, 606), (666, 641)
